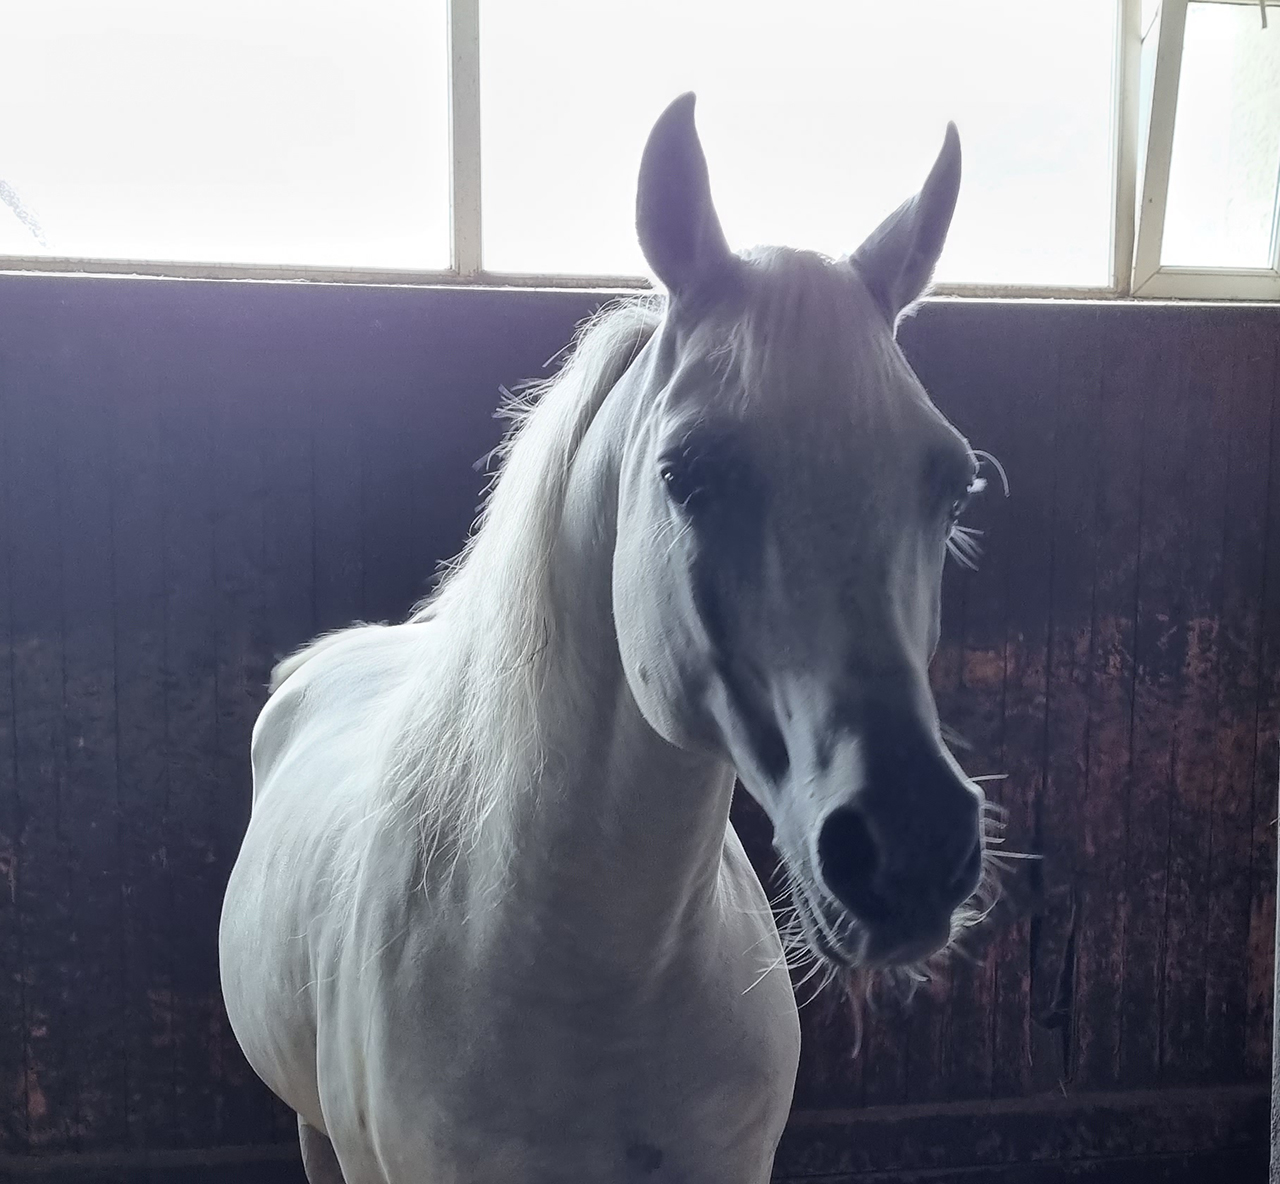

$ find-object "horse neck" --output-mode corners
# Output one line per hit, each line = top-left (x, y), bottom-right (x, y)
(475, 368), (736, 971)
(498, 643), (736, 964)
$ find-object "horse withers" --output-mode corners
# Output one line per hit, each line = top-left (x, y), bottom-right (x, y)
(220, 93), (989, 1184)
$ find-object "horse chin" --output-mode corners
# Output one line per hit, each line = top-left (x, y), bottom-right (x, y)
(789, 880), (955, 973)
(859, 915), (955, 969)
(789, 882), (864, 970)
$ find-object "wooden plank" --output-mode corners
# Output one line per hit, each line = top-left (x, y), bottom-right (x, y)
(1244, 318), (1280, 1080)
(1071, 308), (1149, 1090)
(1157, 315), (1235, 1085)
(779, 1146), (1267, 1182)
(156, 335), (223, 1147)
(4, 293), (77, 1150)
(0, 323), (28, 1150)
(358, 324), (431, 626)
(906, 302), (1059, 1101)
(260, 291), (330, 1142)
(1203, 316), (1274, 1081)
(973, 307), (1056, 1103)
(259, 329), (317, 659)
(111, 317), (178, 1147)
(1119, 315), (1193, 1089)
(0, 1144), (306, 1183)
(1035, 306), (1103, 1094)
(956, 305), (1056, 1098)
(978, 603), (1035, 1098)
(774, 1083), (1268, 1180)
(927, 308), (1006, 1103)
(944, 570), (1004, 1105)
(310, 333), (366, 635)
(205, 306), (275, 1147)
(896, 969), (949, 1106)
(55, 322), (129, 1148)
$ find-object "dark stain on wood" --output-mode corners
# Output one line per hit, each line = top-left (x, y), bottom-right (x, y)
(624, 1141), (664, 1172)
(0, 279), (1276, 1173)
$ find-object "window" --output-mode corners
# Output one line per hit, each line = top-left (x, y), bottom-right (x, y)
(479, 1), (1118, 288)
(0, 0), (451, 270)
(0, 0), (1277, 299)
(1133, 0), (1280, 297)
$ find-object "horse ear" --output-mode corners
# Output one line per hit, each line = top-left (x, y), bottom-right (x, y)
(851, 123), (961, 326)
(636, 93), (735, 298)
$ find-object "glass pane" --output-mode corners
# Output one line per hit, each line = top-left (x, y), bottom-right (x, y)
(1162, 2), (1280, 270)
(480, 0), (1118, 286)
(0, 0), (450, 269)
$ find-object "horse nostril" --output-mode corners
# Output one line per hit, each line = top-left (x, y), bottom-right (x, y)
(817, 807), (892, 923)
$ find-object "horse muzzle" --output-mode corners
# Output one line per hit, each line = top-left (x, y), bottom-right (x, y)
(809, 778), (983, 968)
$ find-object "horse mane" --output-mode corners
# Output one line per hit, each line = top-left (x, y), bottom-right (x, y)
(379, 295), (663, 875)
(413, 294), (662, 625)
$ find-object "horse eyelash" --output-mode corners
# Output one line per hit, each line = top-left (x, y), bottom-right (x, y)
(946, 524), (983, 571)
(946, 477), (983, 570)
(972, 449), (1010, 498)
(945, 455), (1001, 570)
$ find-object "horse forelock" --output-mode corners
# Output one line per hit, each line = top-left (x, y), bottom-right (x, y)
(668, 250), (918, 458)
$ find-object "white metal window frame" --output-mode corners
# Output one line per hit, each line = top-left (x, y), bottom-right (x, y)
(0, 0), (1276, 300)
(1131, 0), (1280, 299)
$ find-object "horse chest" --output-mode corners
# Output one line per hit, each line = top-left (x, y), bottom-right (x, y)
(368, 1012), (792, 1184)
(334, 898), (798, 1184)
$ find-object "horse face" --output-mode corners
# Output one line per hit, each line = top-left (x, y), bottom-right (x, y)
(612, 95), (986, 970)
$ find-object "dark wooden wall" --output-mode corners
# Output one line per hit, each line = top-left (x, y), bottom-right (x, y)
(791, 300), (1280, 1109)
(0, 276), (1276, 1180)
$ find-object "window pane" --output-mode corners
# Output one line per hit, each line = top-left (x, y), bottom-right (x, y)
(480, 0), (1118, 286)
(1162, 2), (1280, 270)
(0, 1), (450, 269)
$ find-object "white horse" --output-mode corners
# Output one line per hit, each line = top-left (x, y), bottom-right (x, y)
(220, 94), (989, 1184)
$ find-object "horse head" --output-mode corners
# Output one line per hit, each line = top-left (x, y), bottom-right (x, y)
(612, 94), (987, 970)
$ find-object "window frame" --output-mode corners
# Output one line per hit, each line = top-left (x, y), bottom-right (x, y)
(0, 0), (1275, 301)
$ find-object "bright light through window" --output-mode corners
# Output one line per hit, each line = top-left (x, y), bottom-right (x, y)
(0, 0), (451, 269)
(480, 0), (1120, 287)
(1161, 2), (1280, 269)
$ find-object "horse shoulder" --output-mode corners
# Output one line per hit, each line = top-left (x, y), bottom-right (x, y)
(222, 619), (442, 1125)
(250, 622), (426, 792)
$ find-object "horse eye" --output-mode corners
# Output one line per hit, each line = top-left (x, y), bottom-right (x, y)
(659, 457), (705, 510)
(659, 431), (751, 514)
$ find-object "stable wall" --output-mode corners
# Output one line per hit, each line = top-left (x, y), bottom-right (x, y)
(0, 275), (1276, 1181)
